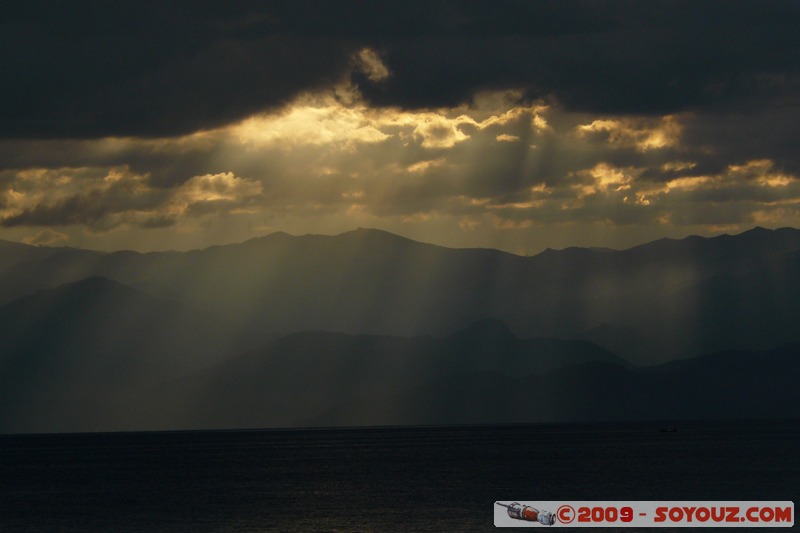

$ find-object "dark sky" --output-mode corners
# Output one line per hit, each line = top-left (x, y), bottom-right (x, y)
(2, 1), (799, 253)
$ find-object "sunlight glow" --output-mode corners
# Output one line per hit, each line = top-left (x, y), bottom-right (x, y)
(575, 116), (681, 151)
(572, 163), (636, 198)
(230, 87), (548, 151)
(174, 172), (262, 204)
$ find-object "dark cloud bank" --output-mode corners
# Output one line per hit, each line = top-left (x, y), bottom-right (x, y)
(3, 0), (799, 139)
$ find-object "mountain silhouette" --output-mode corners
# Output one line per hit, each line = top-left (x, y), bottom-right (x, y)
(131, 320), (626, 431)
(311, 343), (800, 427)
(3, 226), (800, 365)
(1, 227), (800, 432)
(0, 276), (254, 433)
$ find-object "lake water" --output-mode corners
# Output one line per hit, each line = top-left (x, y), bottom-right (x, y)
(1, 420), (797, 531)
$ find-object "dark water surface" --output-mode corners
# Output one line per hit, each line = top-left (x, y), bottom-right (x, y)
(1, 420), (797, 531)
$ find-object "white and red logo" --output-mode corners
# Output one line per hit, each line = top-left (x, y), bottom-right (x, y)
(495, 501), (794, 527)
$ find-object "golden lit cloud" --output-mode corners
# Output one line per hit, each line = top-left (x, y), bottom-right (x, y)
(1, 167), (151, 220)
(666, 176), (714, 191)
(227, 87), (549, 151)
(406, 158), (447, 173)
(233, 99), (390, 148)
(623, 193), (652, 206)
(0, 166), (263, 232)
(354, 48), (390, 82)
(726, 159), (797, 188)
(2, 79), (799, 255)
(488, 200), (545, 210)
(575, 115), (681, 151)
(571, 163), (637, 198)
(174, 172), (262, 204)
(661, 161), (697, 172)
(231, 92), (474, 149)
(406, 113), (471, 148)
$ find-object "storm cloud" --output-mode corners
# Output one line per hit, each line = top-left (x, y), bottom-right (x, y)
(3, 1), (799, 139)
(1, 2), (799, 253)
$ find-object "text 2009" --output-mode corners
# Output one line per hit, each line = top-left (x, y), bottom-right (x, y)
(577, 506), (634, 523)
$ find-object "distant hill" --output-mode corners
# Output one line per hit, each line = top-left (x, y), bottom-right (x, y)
(2, 226), (800, 432)
(0, 241), (100, 303)
(131, 319), (626, 431)
(0, 270), (797, 432)
(2, 226), (800, 366)
(131, 333), (800, 431)
(0, 308), (627, 432)
(310, 343), (800, 427)
(0, 277), (257, 433)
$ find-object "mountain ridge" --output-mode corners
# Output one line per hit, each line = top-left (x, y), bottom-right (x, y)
(1, 226), (799, 365)
(0, 270), (797, 432)
(5, 224), (800, 258)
